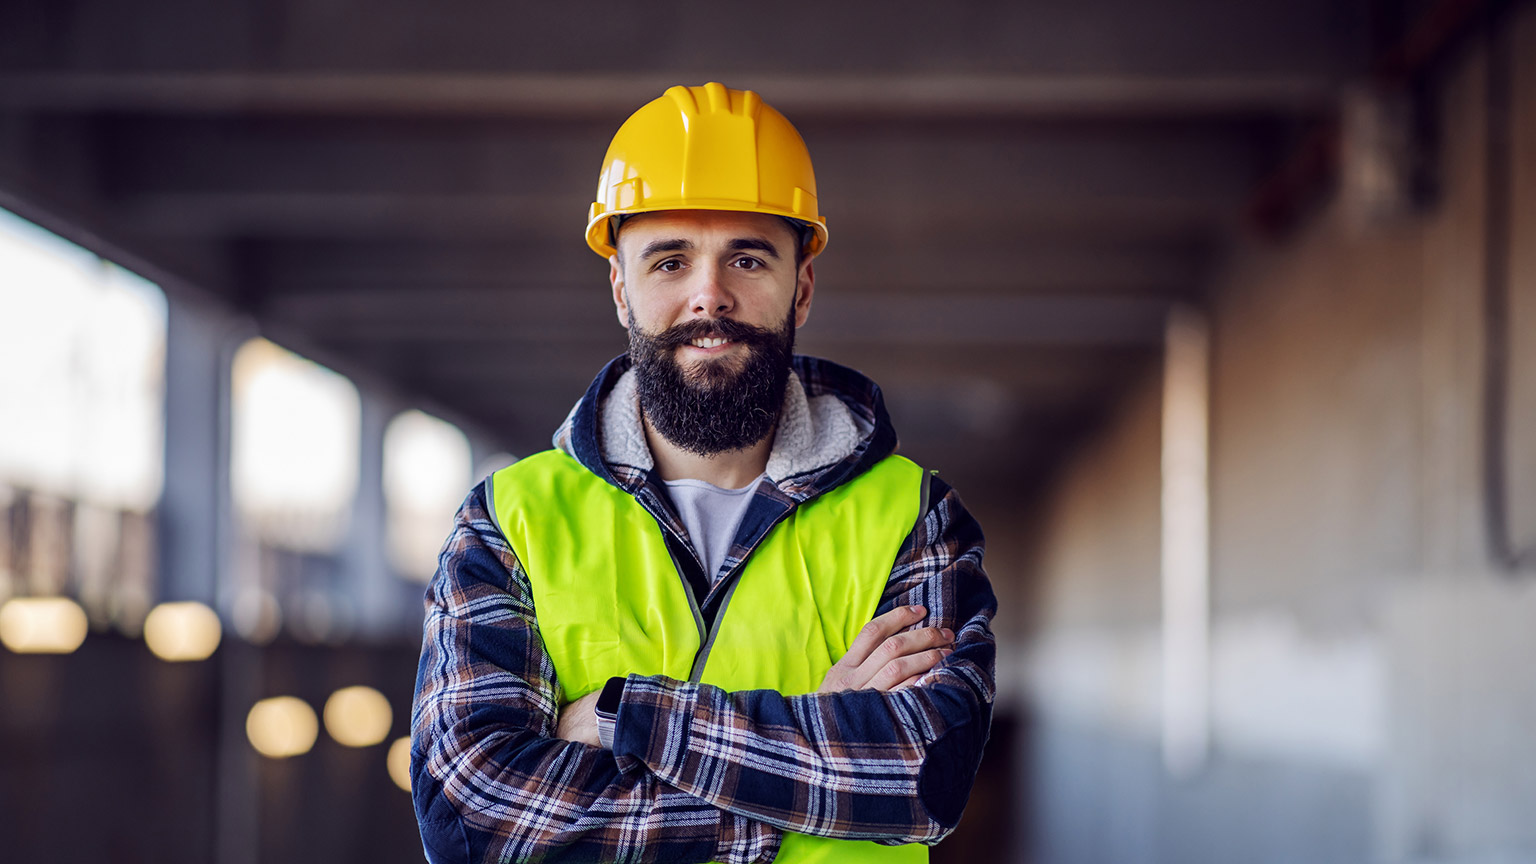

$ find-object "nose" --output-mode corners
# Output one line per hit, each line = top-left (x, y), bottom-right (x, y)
(687, 264), (734, 318)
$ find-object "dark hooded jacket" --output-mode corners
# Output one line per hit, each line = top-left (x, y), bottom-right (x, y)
(410, 354), (997, 864)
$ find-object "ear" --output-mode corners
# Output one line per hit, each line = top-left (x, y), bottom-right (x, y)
(610, 255), (630, 329)
(793, 259), (815, 328)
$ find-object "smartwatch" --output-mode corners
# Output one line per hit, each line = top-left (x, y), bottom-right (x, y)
(594, 675), (625, 749)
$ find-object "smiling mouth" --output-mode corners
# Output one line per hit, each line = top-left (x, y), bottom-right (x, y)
(689, 337), (732, 349)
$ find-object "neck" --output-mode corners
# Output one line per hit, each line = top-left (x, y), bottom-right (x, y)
(642, 414), (773, 488)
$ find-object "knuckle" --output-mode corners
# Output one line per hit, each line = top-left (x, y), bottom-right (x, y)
(901, 655), (931, 678)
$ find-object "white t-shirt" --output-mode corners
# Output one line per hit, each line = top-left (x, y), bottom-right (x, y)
(662, 474), (766, 585)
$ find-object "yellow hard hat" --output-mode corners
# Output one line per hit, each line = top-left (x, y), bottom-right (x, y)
(585, 82), (828, 259)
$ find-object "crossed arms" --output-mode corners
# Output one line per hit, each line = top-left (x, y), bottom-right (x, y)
(409, 477), (997, 864)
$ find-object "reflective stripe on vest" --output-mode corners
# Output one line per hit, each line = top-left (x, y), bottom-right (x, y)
(489, 449), (930, 864)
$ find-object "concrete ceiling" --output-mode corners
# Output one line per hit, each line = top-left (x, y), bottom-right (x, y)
(0, 0), (1378, 501)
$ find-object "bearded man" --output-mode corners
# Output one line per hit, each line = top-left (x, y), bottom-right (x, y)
(410, 83), (997, 864)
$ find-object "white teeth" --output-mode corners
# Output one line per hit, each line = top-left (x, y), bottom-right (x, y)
(691, 337), (729, 348)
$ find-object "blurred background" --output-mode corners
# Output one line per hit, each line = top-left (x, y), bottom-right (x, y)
(2, 1), (1535, 862)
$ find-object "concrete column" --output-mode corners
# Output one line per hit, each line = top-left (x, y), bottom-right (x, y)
(340, 388), (395, 640)
(159, 295), (261, 864)
(158, 296), (245, 606)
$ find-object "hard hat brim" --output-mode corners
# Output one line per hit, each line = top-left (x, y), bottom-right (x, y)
(586, 202), (828, 259)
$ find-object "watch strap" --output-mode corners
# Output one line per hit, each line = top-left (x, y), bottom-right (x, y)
(594, 676), (625, 749)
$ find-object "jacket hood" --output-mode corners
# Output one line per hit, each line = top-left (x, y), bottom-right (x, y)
(553, 354), (901, 501)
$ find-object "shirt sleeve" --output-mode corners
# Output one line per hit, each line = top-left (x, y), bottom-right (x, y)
(409, 484), (782, 864)
(608, 474), (997, 845)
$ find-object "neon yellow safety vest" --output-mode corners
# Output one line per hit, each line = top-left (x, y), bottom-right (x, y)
(489, 449), (930, 864)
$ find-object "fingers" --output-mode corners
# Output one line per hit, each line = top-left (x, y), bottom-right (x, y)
(868, 647), (953, 692)
(839, 622), (955, 691)
(818, 605), (960, 694)
(892, 656), (954, 691)
(869, 625), (954, 671)
(836, 605), (928, 672)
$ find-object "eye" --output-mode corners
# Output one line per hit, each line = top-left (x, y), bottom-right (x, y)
(654, 258), (685, 273)
(731, 256), (765, 270)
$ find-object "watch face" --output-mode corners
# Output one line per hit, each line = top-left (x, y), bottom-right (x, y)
(597, 676), (625, 716)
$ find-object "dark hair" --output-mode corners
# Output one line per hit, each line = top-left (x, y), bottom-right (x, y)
(782, 217), (812, 270)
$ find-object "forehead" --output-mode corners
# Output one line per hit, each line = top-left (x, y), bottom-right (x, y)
(617, 210), (797, 253)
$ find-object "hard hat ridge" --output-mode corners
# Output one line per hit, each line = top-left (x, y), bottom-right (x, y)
(585, 82), (828, 259)
(664, 81), (762, 120)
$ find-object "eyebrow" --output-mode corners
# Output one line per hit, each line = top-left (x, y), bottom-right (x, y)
(635, 236), (782, 262)
(726, 238), (781, 260)
(637, 238), (693, 261)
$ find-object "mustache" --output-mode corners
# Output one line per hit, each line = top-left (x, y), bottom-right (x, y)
(648, 317), (784, 350)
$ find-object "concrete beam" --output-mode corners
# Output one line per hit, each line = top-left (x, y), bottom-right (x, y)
(0, 0), (1367, 83)
(94, 114), (1264, 204)
(378, 340), (1157, 400)
(252, 232), (1210, 300)
(287, 292), (1173, 349)
(0, 72), (1339, 120)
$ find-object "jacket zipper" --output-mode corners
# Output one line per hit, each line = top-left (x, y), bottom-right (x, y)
(638, 488), (796, 684)
(638, 491), (711, 661)
(684, 508), (795, 683)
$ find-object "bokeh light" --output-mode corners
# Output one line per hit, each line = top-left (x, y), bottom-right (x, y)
(142, 601), (222, 661)
(246, 696), (319, 759)
(323, 685), (393, 748)
(387, 736), (412, 792)
(0, 596), (90, 654)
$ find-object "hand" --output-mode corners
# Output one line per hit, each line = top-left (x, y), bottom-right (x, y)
(817, 605), (954, 694)
(556, 690), (603, 746)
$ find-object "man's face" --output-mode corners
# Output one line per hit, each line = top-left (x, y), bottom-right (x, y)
(610, 210), (816, 455)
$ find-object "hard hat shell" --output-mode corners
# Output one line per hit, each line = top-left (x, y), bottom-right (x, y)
(585, 82), (828, 259)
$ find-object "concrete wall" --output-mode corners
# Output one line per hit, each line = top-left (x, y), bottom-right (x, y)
(1017, 8), (1536, 864)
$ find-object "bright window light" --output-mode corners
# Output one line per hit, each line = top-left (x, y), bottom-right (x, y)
(384, 410), (471, 581)
(0, 208), (166, 512)
(231, 338), (360, 551)
(1161, 306), (1211, 778)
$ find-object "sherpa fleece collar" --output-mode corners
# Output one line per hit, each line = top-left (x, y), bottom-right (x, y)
(553, 354), (900, 498)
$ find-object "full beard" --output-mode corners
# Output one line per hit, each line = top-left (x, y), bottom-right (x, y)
(628, 307), (796, 457)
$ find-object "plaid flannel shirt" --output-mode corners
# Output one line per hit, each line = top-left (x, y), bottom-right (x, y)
(411, 356), (997, 864)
